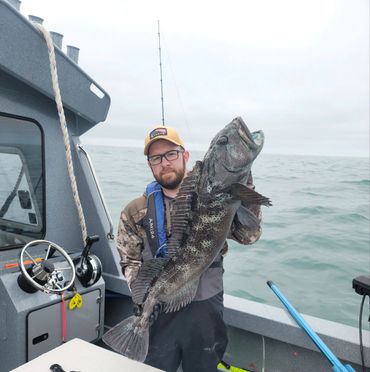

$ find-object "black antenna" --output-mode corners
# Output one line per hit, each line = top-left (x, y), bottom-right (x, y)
(157, 20), (165, 126)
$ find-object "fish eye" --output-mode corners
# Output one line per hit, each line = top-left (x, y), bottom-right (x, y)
(216, 136), (228, 145)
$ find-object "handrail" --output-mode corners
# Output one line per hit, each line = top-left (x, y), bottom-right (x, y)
(77, 144), (114, 240)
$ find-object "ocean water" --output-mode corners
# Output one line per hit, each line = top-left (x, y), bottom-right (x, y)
(85, 144), (369, 329)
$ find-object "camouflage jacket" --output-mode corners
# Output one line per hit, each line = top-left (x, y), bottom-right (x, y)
(117, 184), (262, 289)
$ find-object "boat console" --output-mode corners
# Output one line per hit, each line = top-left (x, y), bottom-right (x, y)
(0, 2), (127, 371)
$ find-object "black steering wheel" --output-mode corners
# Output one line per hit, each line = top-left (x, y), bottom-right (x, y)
(19, 239), (76, 294)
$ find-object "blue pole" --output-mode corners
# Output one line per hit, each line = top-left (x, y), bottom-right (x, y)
(267, 281), (355, 372)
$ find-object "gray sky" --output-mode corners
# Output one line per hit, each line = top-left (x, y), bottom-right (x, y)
(21, 0), (369, 157)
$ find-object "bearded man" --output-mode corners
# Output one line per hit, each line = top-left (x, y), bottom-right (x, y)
(116, 126), (262, 372)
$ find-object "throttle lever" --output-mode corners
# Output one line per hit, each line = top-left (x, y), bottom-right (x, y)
(76, 235), (99, 275)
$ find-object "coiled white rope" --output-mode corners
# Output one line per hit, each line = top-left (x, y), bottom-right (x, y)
(34, 23), (87, 245)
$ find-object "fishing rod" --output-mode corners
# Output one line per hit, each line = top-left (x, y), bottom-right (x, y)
(267, 281), (355, 372)
(157, 20), (165, 126)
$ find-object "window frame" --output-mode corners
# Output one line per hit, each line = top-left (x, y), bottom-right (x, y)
(0, 112), (46, 249)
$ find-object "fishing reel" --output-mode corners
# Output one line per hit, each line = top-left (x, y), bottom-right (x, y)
(74, 235), (102, 288)
(17, 240), (76, 294)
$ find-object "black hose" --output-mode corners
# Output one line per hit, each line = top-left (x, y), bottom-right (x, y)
(359, 294), (368, 372)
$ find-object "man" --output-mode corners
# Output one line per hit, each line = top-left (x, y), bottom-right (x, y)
(116, 125), (262, 372)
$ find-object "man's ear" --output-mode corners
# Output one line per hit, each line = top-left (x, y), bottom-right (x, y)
(183, 150), (190, 163)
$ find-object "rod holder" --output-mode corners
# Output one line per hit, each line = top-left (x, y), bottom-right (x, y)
(50, 32), (63, 49)
(7, 0), (21, 11)
(28, 15), (44, 24)
(67, 45), (80, 64)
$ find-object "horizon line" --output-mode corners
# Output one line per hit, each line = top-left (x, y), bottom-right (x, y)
(81, 137), (369, 159)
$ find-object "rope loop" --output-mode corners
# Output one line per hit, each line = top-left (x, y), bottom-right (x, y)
(34, 23), (88, 244)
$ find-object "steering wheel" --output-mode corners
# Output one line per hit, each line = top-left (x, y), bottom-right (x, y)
(19, 239), (76, 294)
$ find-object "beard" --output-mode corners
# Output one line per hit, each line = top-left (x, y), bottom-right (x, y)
(153, 160), (186, 190)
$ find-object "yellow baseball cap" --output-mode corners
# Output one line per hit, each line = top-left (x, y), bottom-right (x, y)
(144, 126), (185, 155)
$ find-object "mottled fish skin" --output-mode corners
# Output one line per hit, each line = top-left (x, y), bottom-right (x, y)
(102, 117), (270, 361)
(148, 117), (266, 305)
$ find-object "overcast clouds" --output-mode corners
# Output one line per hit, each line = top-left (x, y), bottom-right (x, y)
(20, 0), (369, 157)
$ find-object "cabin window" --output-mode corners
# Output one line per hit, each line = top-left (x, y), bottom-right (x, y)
(0, 115), (44, 249)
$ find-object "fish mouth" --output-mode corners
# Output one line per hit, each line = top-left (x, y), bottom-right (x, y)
(220, 118), (264, 174)
(234, 117), (264, 150)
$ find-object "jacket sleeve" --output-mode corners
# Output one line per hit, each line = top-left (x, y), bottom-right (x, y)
(116, 210), (143, 290)
(228, 172), (263, 245)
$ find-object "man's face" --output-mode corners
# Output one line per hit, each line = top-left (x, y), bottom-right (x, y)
(148, 139), (189, 190)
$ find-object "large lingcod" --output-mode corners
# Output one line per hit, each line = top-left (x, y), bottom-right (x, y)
(103, 117), (271, 361)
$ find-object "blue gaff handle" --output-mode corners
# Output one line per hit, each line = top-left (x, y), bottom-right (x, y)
(267, 281), (355, 372)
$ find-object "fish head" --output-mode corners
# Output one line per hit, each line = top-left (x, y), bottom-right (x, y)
(201, 117), (264, 192)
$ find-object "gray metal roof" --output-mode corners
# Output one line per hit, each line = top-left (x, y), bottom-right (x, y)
(0, 0), (111, 130)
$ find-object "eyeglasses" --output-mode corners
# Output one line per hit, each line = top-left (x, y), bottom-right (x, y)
(148, 149), (184, 166)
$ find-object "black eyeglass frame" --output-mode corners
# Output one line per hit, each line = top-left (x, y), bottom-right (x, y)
(147, 148), (185, 166)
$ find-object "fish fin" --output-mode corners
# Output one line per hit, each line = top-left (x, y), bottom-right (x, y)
(160, 277), (199, 313)
(102, 315), (149, 362)
(236, 205), (261, 230)
(167, 162), (202, 257)
(230, 183), (272, 206)
(131, 258), (169, 304)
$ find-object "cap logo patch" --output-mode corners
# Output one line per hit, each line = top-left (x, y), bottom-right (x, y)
(150, 127), (167, 139)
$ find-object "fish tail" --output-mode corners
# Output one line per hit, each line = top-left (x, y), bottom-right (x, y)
(102, 315), (149, 362)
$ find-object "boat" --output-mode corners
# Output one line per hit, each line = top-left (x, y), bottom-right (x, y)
(0, 1), (369, 371)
